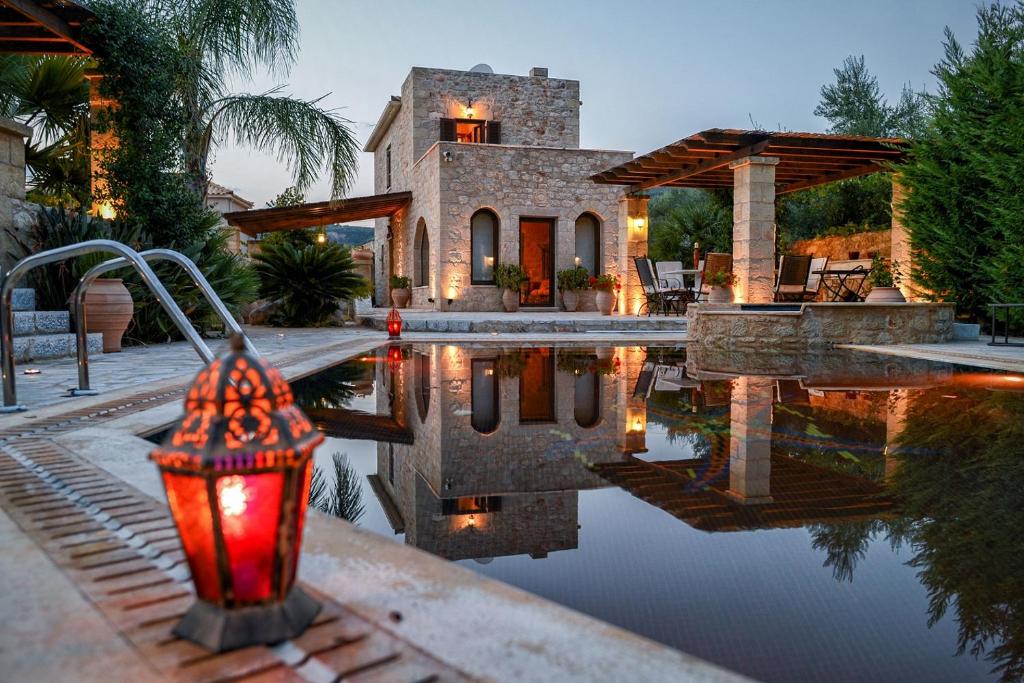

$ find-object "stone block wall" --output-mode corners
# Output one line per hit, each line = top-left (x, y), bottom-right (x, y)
(687, 302), (955, 351)
(0, 118), (34, 273)
(789, 229), (891, 261)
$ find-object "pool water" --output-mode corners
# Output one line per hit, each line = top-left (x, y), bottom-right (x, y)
(290, 343), (1024, 683)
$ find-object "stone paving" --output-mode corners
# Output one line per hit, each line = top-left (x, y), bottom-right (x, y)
(360, 308), (689, 333)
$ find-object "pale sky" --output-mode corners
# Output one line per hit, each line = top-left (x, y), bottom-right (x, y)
(209, 0), (981, 212)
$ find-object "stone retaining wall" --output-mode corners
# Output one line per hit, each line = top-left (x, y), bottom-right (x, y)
(687, 302), (955, 351)
(789, 229), (891, 261)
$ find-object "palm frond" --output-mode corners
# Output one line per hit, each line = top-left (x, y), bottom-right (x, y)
(3, 56), (89, 143)
(208, 90), (359, 199)
(308, 452), (365, 523)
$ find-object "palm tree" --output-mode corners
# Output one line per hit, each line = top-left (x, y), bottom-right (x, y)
(149, 0), (359, 201)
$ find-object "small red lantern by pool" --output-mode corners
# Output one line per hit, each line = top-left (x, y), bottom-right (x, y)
(386, 306), (402, 338)
(150, 336), (323, 652)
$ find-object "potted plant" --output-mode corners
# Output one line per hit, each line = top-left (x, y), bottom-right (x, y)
(590, 274), (619, 315)
(389, 274), (411, 308)
(864, 256), (905, 302)
(494, 263), (527, 312)
(705, 270), (734, 303)
(556, 265), (590, 311)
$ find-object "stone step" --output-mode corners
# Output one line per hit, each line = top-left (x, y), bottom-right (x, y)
(12, 333), (102, 362)
(11, 288), (35, 312)
(13, 310), (70, 336)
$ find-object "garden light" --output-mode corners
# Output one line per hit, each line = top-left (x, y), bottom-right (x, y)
(387, 306), (403, 338)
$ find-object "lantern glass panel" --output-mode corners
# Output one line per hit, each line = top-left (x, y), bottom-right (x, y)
(163, 472), (221, 601)
(217, 472), (283, 602)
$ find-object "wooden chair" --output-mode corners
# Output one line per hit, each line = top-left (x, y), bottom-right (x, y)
(775, 255), (812, 302)
(695, 253), (732, 302)
(634, 257), (689, 316)
(803, 256), (829, 301)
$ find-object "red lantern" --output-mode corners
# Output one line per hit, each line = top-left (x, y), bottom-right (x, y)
(386, 306), (402, 339)
(150, 336), (323, 652)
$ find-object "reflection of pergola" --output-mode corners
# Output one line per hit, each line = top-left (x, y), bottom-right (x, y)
(305, 406), (413, 444)
(593, 128), (912, 303)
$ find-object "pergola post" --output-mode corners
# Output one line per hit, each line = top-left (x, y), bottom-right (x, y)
(86, 72), (117, 217)
(890, 176), (915, 301)
(730, 156), (779, 304)
(618, 194), (649, 315)
(726, 375), (773, 504)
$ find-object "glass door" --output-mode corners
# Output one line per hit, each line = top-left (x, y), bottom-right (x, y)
(519, 218), (555, 306)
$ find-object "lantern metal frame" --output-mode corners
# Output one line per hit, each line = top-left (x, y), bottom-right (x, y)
(151, 338), (323, 652)
(386, 306), (403, 339)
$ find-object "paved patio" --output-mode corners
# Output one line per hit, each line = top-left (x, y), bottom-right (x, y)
(842, 338), (1024, 372)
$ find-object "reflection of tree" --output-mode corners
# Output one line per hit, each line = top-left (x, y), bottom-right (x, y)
(773, 402), (887, 482)
(883, 388), (1024, 681)
(308, 452), (365, 524)
(291, 361), (373, 410)
(809, 519), (888, 583)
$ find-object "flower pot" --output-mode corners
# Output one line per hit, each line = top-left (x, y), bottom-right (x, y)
(708, 286), (732, 304)
(502, 289), (520, 312)
(595, 290), (615, 316)
(864, 286), (905, 303)
(391, 287), (410, 308)
(562, 290), (580, 312)
(83, 278), (133, 353)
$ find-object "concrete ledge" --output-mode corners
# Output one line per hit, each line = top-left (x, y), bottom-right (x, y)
(688, 302), (955, 351)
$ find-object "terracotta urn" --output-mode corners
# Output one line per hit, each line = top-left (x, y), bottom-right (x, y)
(595, 290), (615, 316)
(502, 289), (520, 312)
(562, 290), (579, 312)
(83, 278), (134, 352)
(708, 286), (732, 304)
(391, 287), (410, 308)
(865, 286), (906, 303)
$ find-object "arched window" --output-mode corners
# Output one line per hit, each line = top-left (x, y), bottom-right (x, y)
(415, 352), (430, 422)
(574, 213), (601, 277)
(471, 358), (499, 433)
(414, 218), (429, 287)
(574, 371), (601, 428)
(471, 210), (499, 283)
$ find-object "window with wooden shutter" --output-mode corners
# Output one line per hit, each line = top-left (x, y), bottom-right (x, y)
(485, 121), (501, 144)
(439, 118), (456, 142)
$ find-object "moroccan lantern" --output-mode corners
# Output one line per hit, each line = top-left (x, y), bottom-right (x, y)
(150, 336), (323, 652)
(386, 306), (402, 339)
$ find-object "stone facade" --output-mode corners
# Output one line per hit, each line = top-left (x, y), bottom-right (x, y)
(730, 156), (778, 304)
(368, 67), (634, 311)
(687, 302), (955, 351)
(789, 229), (891, 262)
(0, 118), (34, 273)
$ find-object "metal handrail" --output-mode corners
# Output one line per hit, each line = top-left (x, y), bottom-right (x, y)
(72, 248), (258, 393)
(1, 240), (213, 411)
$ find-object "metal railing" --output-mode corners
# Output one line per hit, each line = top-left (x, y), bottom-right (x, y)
(1, 240), (254, 412)
(989, 303), (1024, 347)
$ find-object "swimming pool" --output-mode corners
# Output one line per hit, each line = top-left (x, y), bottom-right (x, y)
(289, 343), (1024, 682)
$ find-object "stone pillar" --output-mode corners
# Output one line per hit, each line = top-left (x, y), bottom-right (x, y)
(86, 72), (118, 216)
(884, 389), (909, 482)
(617, 194), (649, 316)
(0, 117), (33, 274)
(726, 375), (774, 504)
(730, 156), (779, 304)
(617, 346), (647, 454)
(890, 177), (917, 301)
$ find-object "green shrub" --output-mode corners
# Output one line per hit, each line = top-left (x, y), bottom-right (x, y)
(389, 274), (410, 289)
(254, 242), (368, 327)
(556, 265), (590, 292)
(494, 263), (527, 291)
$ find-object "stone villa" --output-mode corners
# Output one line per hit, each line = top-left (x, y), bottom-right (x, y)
(364, 65), (644, 312)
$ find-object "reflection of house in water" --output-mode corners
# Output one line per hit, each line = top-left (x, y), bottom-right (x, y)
(366, 345), (647, 561)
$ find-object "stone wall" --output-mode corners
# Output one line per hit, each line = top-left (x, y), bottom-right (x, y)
(408, 67), (581, 161)
(789, 229), (891, 261)
(435, 142), (631, 311)
(687, 302), (955, 351)
(0, 118), (34, 273)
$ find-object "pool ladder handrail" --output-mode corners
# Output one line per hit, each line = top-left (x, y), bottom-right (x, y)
(1, 239), (256, 412)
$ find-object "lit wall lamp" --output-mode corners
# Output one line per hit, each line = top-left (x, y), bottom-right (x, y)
(631, 216), (646, 234)
(446, 286), (457, 307)
(97, 201), (117, 221)
(465, 101), (475, 119)
(443, 150), (453, 163)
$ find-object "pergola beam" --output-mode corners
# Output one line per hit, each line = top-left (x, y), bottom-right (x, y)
(776, 163), (886, 195)
(2, 0), (91, 54)
(632, 140), (772, 191)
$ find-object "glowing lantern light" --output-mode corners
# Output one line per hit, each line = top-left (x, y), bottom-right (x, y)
(97, 201), (117, 220)
(386, 306), (402, 339)
(150, 336), (323, 652)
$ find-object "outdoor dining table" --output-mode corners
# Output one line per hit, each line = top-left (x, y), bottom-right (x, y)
(814, 267), (868, 302)
(658, 268), (700, 291)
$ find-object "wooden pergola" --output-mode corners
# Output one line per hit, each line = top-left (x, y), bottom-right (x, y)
(0, 0), (95, 55)
(224, 191), (411, 236)
(591, 128), (907, 194)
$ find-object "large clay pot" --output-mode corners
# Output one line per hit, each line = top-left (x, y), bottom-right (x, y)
(595, 290), (615, 316)
(865, 286), (906, 303)
(391, 288), (410, 308)
(708, 286), (732, 304)
(562, 290), (579, 312)
(83, 278), (133, 352)
(502, 289), (520, 312)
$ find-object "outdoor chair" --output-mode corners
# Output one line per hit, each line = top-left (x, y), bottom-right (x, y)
(632, 361), (656, 399)
(634, 257), (690, 316)
(655, 261), (685, 290)
(775, 254), (813, 302)
(694, 253), (732, 302)
(803, 256), (829, 301)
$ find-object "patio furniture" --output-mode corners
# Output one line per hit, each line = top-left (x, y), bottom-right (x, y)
(989, 303), (1024, 347)
(775, 255), (812, 302)
(815, 264), (869, 302)
(634, 257), (690, 316)
(694, 253), (732, 302)
(803, 256), (829, 301)
(633, 361), (656, 398)
(655, 261), (683, 288)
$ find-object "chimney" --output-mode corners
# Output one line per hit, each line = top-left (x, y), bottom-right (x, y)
(529, 67), (548, 78)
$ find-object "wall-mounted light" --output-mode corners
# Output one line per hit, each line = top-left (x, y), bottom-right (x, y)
(465, 101), (475, 119)
(443, 150), (453, 163)
(631, 216), (646, 233)
(447, 285), (457, 306)
(97, 201), (117, 221)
